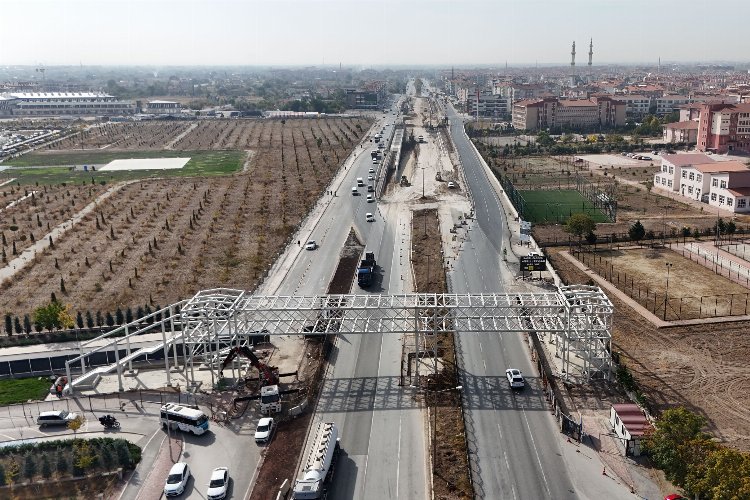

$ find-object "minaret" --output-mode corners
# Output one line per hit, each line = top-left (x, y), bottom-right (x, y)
(588, 38), (593, 68)
(571, 41), (576, 68)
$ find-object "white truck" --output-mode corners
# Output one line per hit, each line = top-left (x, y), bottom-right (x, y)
(260, 385), (282, 414)
(292, 422), (340, 499)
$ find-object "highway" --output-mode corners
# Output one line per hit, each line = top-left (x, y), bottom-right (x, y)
(445, 102), (578, 498)
(278, 93), (429, 500)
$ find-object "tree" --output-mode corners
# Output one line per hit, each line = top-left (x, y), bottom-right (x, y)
(105, 312), (115, 327)
(681, 226), (691, 243)
(23, 452), (37, 480)
(0, 463), (5, 486)
(115, 307), (124, 325)
(23, 314), (31, 334)
(687, 447), (750, 498)
(96, 310), (103, 327)
(40, 453), (52, 480)
(629, 220), (646, 243)
(73, 439), (95, 475)
(85, 310), (94, 329)
(585, 231), (597, 246)
(76, 311), (84, 329)
(56, 450), (69, 475)
(4, 314), (11, 336)
(565, 213), (596, 242)
(5, 457), (19, 485)
(125, 307), (133, 324)
(115, 440), (133, 469)
(726, 220), (737, 237)
(100, 443), (114, 469)
(67, 415), (84, 436)
(14, 316), (22, 335)
(643, 407), (709, 485)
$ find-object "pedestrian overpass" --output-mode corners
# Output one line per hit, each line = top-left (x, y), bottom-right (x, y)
(65, 285), (613, 395)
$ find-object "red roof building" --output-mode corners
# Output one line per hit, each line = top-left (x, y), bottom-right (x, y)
(610, 403), (650, 456)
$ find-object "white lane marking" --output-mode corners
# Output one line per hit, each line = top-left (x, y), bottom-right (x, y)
(521, 407), (552, 497)
(396, 412), (402, 498)
(478, 341), (483, 353)
(360, 325), (387, 495)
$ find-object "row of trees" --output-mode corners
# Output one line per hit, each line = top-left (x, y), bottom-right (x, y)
(0, 437), (140, 486)
(644, 407), (750, 498)
(628, 218), (738, 244)
(3, 296), (166, 336)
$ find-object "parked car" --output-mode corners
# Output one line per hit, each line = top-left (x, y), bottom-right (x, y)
(206, 467), (229, 500)
(505, 368), (525, 390)
(369, 167), (375, 174)
(305, 240), (317, 251)
(447, 181), (456, 189)
(164, 462), (191, 497)
(365, 213), (375, 222)
(368, 175), (374, 181)
(37, 410), (78, 427)
(254, 417), (276, 444)
(366, 194), (374, 203)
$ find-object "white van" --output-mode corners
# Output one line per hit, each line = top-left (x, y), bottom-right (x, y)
(357, 178), (364, 187)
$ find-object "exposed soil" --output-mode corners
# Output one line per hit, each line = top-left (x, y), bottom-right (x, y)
(412, 208), (472, 500)
(547, 246), (750, 452)
(0, 118), (371, 322)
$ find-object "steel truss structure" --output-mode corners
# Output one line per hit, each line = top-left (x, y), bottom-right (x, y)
(66, 285), (613, 394)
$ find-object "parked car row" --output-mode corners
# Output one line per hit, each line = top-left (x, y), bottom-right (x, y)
(164, 462), (230, 499)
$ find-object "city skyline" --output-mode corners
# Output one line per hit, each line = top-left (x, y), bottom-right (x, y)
(1, 0), (749, 67)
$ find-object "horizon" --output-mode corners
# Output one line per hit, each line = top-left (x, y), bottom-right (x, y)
(1, 0), (749, 67)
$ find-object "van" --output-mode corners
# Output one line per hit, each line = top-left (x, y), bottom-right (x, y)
(357, 178), (364, 187)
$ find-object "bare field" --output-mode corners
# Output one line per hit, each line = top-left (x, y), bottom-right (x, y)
(548, 247), (750, 452)
(574, 247), (750, 319)
(0, 117), (371, 316)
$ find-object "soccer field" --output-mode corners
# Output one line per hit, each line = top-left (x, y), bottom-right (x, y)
(519, 189), (610, 223)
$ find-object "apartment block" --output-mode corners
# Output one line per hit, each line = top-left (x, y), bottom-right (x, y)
(697, 102), (750, 154)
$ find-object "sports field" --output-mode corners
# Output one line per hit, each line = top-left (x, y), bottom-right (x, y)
(519, 189), (609, 223)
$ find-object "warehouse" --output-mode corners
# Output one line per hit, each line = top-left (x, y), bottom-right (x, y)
(0, 92), (134, 117)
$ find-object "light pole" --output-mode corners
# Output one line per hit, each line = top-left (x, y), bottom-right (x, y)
(421, 167), (426, 198)
(427, 385), (463, 473)
(663, 262), (673, 320)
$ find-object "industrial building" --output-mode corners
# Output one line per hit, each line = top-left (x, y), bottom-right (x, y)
(0, 92), (134, 117)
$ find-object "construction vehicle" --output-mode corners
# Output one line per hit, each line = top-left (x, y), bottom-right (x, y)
(400, 175), (410, 186)
(292, 422), (340, 499)
(219, 345), (278, 386)
(357, 252), (377, 288)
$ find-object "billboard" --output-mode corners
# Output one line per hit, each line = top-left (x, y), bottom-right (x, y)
(520, 254), (546, 272)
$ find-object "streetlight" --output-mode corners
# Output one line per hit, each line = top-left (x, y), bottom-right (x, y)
(663, 262), (673, 320)
(421, 166), (426, 198)
(427, 385), (463, 472)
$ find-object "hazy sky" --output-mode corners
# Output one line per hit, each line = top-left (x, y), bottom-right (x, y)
(1, 0), (748, 67)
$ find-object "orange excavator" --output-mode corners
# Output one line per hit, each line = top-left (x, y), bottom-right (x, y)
(220, 346), (279, 386)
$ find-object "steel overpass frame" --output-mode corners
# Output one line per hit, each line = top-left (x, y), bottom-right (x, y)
(65, 285), (613, 394)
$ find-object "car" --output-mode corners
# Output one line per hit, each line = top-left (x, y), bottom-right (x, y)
(305, 240), (317, 251)
(352, 186), (358, 195)
(37, 410), (78, 427)
(367, 184), (374, 192)
(366, 194), (374, 203)
(365, 213), (375, 222)
(447, 181), (456, 189)
(368, 167), (375, 174)
(506, 368), (525, 390)
(664, 495), (686, 500)
(164, 462), (191, 497)
(254, 417), (276, 443)
(368, 175), (374, 181)
(206, 467), (229, 500)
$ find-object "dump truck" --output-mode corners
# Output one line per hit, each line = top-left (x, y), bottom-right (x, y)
(292, 422), (340, 499)
(357, 252), (376, 287)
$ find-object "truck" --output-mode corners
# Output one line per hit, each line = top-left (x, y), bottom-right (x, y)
(292, 422), (340, 499)
(357, 252), (377, 287)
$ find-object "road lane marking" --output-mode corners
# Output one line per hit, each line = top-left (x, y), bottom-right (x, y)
(396, 411), (402, 498)
(521, 407), (552, 497)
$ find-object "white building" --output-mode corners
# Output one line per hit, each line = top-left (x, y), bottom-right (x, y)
(0, 92), (133, 116)
(144, 100), (181, 115)
(653, 153), (714, 193)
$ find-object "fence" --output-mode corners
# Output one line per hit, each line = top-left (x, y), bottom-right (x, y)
(537, 229), (750, 249)
(573, 249), (750, 321)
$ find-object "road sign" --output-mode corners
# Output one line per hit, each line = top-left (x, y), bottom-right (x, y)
(520, 254), (546, 272)
(520, 220), (532, 235)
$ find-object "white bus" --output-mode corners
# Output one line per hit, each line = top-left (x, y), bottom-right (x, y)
(160, 403), (210, 435)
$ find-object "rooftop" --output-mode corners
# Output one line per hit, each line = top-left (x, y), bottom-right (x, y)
(665, 121), (699, 130)
(6, 92), (114, 99)
(612, 403), (649, 437)
(661, 153), (715, 167)
(693, 161), (749, 173)
(728, 187), (750, 197)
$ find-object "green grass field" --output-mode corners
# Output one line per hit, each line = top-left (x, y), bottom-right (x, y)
(519, 189), (610, 223)
(0, 377), (51, 405)
(1, 150), (245, 185)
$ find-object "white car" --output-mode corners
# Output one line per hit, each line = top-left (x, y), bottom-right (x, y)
(206, 467), (229, 500)
(506, 368), (525, 390)
(365, 213), (375, 222)
(368, 175), (374, 181)
(164, 462), (191, 497)
(37, 410), (78, 427)
(368, 167), (375, 173)
(366, 194), (374, 203)
(447, 181), (456, 189)
(305, 240), (317, 251)
(254, 417), (276, 443)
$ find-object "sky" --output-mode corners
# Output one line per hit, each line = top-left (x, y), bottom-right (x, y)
(1, 0), (748, 67)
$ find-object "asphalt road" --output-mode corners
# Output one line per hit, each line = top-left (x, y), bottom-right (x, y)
(445, 103), (578, 498)
(277, 94), (429, 499)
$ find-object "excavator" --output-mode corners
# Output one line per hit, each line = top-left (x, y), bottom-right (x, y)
(219, 345), (279, 386)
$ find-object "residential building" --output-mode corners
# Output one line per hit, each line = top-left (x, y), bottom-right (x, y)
(512, 96), (625, 131)
(0, 92), (134, 116)
(617, 94), (652, 118)
(466, 92), (512, 119)
(663, 121), (699, 144)
(653, 153), (713, 193)
(654, 95), (694, 116)
(697, 102), (750, 154)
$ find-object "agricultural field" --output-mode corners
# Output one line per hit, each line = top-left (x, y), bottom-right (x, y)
(0, 117), (371, 317)
(518, 189), (609, 223)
